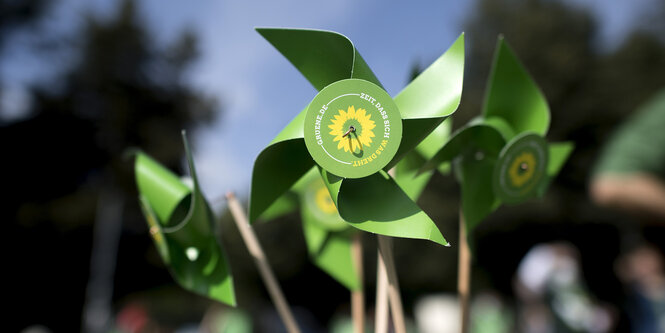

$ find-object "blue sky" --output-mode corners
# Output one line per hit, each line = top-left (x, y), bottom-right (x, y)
(0, 0), (659, 200)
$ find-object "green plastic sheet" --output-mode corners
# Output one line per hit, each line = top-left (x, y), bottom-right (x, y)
(249, 28), (464, 246)
(134, 132), (235, 306)
(421, 37), (573, 243)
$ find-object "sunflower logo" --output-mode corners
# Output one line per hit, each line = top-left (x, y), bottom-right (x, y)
(509, 152), (536, 187)
(328, 105), (376, 153)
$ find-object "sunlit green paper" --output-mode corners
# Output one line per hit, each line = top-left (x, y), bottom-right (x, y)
(134, 132), (235, 305)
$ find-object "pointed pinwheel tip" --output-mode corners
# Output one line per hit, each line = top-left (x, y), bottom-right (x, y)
(497, 34), (505, 41)
(225, 191), (236, 200)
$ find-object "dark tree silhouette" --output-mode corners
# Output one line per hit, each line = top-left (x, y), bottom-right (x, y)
(2, 0), (217, 331)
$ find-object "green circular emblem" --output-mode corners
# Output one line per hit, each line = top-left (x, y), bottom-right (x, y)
(302, 176), (348, 231)
(492, 133), (548, 204)
(304, 79), (402, 178)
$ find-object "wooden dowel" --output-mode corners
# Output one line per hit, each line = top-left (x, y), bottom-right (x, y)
(377, 235), (406, 333)
(374, 248), (389, 333)
(226, 192), (301, 333)
(351, 233), (365, 333)
(458, 211), (471, 333)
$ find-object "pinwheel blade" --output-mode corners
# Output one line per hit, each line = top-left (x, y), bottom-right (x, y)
(249, 108), (315, 222)
(459, 156), (501, 246)
(256, 28), (382, 90)
(389, 33), (465, 169)
(420, 123), (505, 175)
(321, 169), (448, 246)
(258, 192), (299, 221)
(301, 207), (360, 291)
(483, 37), (550, 138)
(537, 141), (574, 196)
(134, 133), (235, 306)
(393, 119), (453, 200)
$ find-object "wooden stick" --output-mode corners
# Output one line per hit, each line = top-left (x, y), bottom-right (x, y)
(458, 211), (471, 333)
(351, 233), (365, 333)
(226, 192), (301, 333)
(374, 247), (389, 333)
(377, 235), (406, 333)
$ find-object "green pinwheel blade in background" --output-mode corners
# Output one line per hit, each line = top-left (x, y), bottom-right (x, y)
(258, 191), (299, 221)
(419, 123), (506, 175)
(393, 119), (452, 200)
(134, 132), (235, 306)
(458, 154), (501, 248)
(537, 141), (575, 196)
(483, 37), (550, 138)
(321, 168), (448, 246)
(388, 33), (465, 169)
(301, 205), (359, 291)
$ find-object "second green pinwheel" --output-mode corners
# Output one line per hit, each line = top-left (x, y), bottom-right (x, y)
(250, 28), (465, 245)
(420, 37), (574, 239)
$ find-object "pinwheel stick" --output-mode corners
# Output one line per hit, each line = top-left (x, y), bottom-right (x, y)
(226, 192), (301, 333)
(458, 211), (471, 333)
(377, 235), (407, 333)
(375, 250), (389, 333)
(351, 233), (365, 333)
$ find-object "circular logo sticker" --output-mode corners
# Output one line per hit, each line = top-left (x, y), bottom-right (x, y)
(302, 176), (348, 231)
(304, 79), (402, 178)
(492, 133), (548, 204)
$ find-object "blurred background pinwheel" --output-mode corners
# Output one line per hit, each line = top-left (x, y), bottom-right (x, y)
(249, 28), (465, 245)
(133, 132), (235, 306)
(421, 37), (574, 241)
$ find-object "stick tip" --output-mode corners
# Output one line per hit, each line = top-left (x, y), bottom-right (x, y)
(225, 191), (235, 200)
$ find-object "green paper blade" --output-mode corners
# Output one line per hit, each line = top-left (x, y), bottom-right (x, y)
(483, 38), (550, 138)
(135, 153), (190, 225)
(546, 142), (574, 176)
(388, 33), (465, 169)
(537, 141), (574, 196)
(393, 150), (432, 201)
(293, 168), (359, 290)
(320, 169), (448, 246)
(258, 192), (299, 221)
(393, 119), (453, 200)
(301, 207), (360, 291)
(420, 123), (505, 175)
(256, 27), (382, 90)
(249, 108), (315, 222)
(134, 133), (236, 306)
(458, 155), (501, 247)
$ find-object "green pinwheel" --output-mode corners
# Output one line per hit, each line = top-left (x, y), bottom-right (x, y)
(250, 28), (464, 245)
(133, 132), (235, 305)
(420, 37), (574, 239)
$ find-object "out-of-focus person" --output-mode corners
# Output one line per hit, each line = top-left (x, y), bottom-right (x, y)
(615, 243), (665, 333)
(514, 242), (614, 333)
(590, 89), (665, 219)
